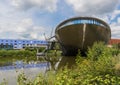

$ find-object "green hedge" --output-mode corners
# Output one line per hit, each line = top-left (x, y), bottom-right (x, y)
(0, 50), (36, 58)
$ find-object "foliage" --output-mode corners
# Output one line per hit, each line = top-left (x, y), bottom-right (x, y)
(0, 79), (8, 85)
(37, 49), (62, 70)
(54, 42), (120, 85)
(0, 50), (36, 58)
(1, 42), (120, 85)
(0, 50), (36, 66)
(25, 47), (46, 52)
(17, 72), (33, 85)
(87, 42), (113, 61)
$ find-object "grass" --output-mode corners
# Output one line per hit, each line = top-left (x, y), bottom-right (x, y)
(0, 49), (37, 66)
(0, 56), (37, 66)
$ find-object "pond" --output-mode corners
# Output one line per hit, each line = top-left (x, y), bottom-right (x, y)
(0, 62), (49, 85)
(0, 56), (76, 85)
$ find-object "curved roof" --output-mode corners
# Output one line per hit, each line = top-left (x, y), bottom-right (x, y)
(56, 16), (110, 31)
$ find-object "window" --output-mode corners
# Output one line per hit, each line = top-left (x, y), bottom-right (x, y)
(14, 43), (17, 45)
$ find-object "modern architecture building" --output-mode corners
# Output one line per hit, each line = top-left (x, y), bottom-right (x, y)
(55, 17), (111, 56)
(0, 39), (47, 50)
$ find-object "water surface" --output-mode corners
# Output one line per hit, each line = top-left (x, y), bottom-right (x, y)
(0, 63), (48, 85)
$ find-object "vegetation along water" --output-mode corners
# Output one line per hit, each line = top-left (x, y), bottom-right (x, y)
(0, 42), (120, 85)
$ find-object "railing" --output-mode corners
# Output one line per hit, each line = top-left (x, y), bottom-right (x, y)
(59, 19), (105, 28)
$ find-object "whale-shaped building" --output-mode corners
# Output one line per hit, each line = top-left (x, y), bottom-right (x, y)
(55, 17), (111, 56)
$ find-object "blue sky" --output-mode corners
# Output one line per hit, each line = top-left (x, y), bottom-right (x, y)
(0, 0), (120, 40)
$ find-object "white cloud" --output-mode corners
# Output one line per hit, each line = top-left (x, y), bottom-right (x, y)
(28, 26), (46, 40)
(65, 0), (120, 39)
(110, 20), (120, 39)
(65, 0), (119, 16)
(11, 0), (58, 12)
(15, 18), (33, 32)
(0, 16), (46, 40)
(15, 21), (46, 40)
(0, 0), (120, 40)
(110, 10), (120, 20)
(0, 0), (52, 40)
(117, 17), (120, 23)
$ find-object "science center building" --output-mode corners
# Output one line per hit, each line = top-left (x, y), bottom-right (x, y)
(0, 39), (47, 50)
(55, 17), (111, 56)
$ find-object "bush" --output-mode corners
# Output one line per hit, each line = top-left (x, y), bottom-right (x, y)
(0, 50), (36, 58)
(55, 42), (120, 85)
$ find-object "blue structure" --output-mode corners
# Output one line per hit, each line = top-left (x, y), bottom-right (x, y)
(60, 19), (105, 29)
(0, 62), (49, 70)
(0, 39), (47, 49)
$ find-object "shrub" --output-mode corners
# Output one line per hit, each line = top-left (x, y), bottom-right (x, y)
(16, 42), (120, 85)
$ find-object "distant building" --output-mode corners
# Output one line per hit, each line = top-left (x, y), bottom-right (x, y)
(0, 39), (47, 50)
(109, 39), (120, 45)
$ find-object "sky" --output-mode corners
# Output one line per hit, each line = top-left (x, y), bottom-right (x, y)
(0, 0), (120, 40)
